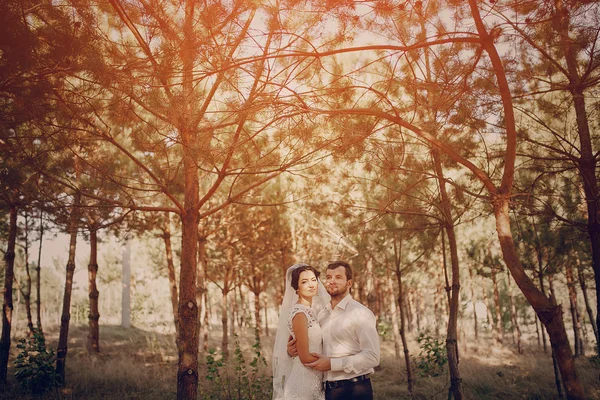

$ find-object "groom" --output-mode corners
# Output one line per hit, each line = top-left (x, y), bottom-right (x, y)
(288, 261), (380, 400)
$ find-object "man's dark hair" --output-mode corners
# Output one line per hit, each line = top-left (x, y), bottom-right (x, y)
(291, 265), (320, 290)
(326, 261), (353, 280)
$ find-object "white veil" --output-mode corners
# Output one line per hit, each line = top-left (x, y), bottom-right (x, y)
(272, 263), (330, 400)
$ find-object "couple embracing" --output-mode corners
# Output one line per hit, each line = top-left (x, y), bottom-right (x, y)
(272, 261), (381, 400)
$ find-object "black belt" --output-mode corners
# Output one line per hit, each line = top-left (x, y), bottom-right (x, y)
(324, 374), (370, 390)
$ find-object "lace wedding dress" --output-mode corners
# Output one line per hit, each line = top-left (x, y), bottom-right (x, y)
(283, 304), (325, 400)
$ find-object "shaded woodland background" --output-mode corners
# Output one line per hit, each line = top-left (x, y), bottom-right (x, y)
(2, 0), (600, 399)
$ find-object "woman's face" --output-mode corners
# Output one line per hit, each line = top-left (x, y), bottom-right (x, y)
(297, 270), (318, 299)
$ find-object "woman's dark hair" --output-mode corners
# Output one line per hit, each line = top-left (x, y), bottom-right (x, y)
(291, 265), (320, 290)
(326, 261), (353, 280)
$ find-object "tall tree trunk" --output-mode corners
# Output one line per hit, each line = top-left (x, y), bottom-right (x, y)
(565, 264), (583, 357)
(554, 0), (600, 349)
(394, 251), (414, 396)
(491, 269), (504, 344)
(23, 212), (34, 335)
(175, 0), (201, 397)
(432, 148), (463, 400)
(469, 267), (479, 347)
(577, 262), (598, 343)
(36, 208), (44, 333)
(0, 205), (17, 384)
(506, 269), (523, 354)
(537, 262), (549, 353)
(493, 199), (583, 399)
(197, 234), (207, 354)
(365, 257), (376, 312)
(482, 281), (494, 333)
(162, 212), (179, 337)
(87, 226), (100, 353)
(56, 189), (81, 386)
(222, 288), (230, 359)
(122, 238), (131, 328)
(254, 288), (262, 338)
(387, 273), (401, 358)
(203, 290), (209, 352)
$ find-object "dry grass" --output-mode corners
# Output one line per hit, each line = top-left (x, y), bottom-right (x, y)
(2, 325), (600, 399)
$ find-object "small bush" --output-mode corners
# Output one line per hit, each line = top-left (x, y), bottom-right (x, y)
(14, 328), (57, 394)
(415, 332), (447, 377)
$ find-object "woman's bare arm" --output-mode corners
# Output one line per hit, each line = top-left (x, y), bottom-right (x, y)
(291, 313), (318, 364)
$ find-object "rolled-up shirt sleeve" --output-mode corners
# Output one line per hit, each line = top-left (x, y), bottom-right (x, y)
(330, 309), (380, 374)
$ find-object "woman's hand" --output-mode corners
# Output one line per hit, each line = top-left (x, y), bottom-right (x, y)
(286, 335), (298, 357)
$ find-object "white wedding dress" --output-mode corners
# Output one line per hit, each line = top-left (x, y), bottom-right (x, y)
(283, 304), (325, 400)
(272, 264), (330, 400)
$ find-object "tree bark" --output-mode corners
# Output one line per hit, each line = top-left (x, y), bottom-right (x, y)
(56, 188), (81, 386)
(565, 264), (583, 357)
(506, 269), (523, 354)
(0, 205), (17, 384)
(176, 1), (200, 397)
(577, 262), (598, 343)
(493, 198), (584, 399)
(21, 212), (34, 335)
(87, 226), (100, 353)
(221, 289), (229, 359)
(387, 273), (401, 358)
(36, 208), (44, 333)
(122, 238), (131, 328)
(469, 267), (479, 347)
(394, 250), (414, 396)
(432, 148), (463, 400)
(162, 212), (179, 337)
(553, 0), (600, 348)
(197, 234), (207, 354)
(491, 269), (504, 344)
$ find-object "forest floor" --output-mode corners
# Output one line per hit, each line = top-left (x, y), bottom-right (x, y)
(1, 324), (600, 399)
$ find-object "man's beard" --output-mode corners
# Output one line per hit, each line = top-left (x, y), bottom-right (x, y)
(326, 285), (347, 298)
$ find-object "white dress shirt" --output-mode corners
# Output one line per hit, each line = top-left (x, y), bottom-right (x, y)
(318, 294), (380, 382)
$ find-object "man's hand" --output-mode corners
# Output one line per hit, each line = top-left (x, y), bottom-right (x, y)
(304, 353), (331, 371)
(286, 335), (298, 357)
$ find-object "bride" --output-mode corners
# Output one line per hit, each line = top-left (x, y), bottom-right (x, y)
(272, 263), (330, 400)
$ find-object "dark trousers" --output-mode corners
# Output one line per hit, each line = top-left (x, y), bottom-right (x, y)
(325, 378), (373, 400)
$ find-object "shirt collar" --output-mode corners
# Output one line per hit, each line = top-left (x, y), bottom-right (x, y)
(329, 293), (352, 311)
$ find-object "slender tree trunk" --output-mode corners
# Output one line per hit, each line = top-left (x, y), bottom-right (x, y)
(469, 267), (479, 347)
(387, 273), (401, 358)
(491, 269), (504, 344)
(432, 149), (463, 400)
(87, 226), (100, 353)
(254, 289), (262, 338)
(415, 286), (422, 332)
(23, 212), (34, 335)
(365, 258), (376, 312)
(395, 265), (414, 396)
(577, 262), (598, 343)
(565, 264), (583, 357)
(197, 234), (207, 354)
(56, 189), (81, 386)
(203, 290), (209, 352)
(537, 266), (549, 353)
(36, 208), (44, 333)
(122, 238), (131, 328)
(0, 205), (18, 384)
(535, 314), (542, 349)
(482, 282), (494, 333)
(221, 288), (229, 359)
(506, 269), (523, 354)
(162, 212), (179, 337)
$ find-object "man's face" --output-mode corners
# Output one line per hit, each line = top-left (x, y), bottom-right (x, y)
(325, 266), (351, 297)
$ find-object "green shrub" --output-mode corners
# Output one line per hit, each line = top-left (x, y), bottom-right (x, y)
(14, 328), (57, 394)
(415, 332), (447, 377)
